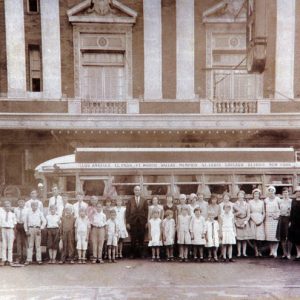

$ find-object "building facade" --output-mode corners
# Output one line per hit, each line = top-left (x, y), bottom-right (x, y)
(1, 0), (300, 199)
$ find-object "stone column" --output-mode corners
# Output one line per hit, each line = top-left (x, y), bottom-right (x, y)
(275, 0), (295, 99)
(143, 0), (162, 99)
(4, 0), (27, 98)
(40, 0), (62, 99)
(176, 0), (195, 100)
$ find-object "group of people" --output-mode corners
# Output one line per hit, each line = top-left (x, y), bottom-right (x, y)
(0, 184), (299, 266)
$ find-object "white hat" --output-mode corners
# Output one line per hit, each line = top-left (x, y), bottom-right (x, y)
(252, 188), (261, 194)
(267, 186), (276, 193)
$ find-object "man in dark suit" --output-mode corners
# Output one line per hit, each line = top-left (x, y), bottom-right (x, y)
(126, 185), (148, 258)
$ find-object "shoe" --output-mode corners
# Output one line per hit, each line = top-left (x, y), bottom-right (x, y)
(179, 258), (183, 262)
(184, 258), (189, 263)
(293, 257), (300, 261)
(157, 258), (161, 262)
(112, 259), (117, 263)
(9, 262), (14, 267)
(213, 258), (218, 262)
(119, 255), (123, 259)
(200, 258), (204, 263)
(193, 257), (198, 261)
(287, 255), (291, 260)
(70, 260), (74, 264)
(37, 261), (43, 265)
(166, 258), (170, 262)
(229, 258), (235, 262)
(220, 258), (226, 263)
(99, 260), (104, 264)
(59, 261), (64, 264)
(82, 260), (86, 264)
(92, 260), (96, 264)
(109, 259), (112, 263)
(78, 259), (82, 264)
(151, 258), (155, 262)
(48, 260), (52, 264)
(24, 261), (30, 266)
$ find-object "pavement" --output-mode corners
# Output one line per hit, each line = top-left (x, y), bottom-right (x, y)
(0, 258), (299, 300)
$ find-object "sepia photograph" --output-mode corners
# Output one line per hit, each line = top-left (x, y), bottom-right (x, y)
(0, 0), (300, 299)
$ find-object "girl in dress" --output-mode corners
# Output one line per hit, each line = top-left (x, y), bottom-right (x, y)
(197, 192), (208, 220)
(177, 205), (192, 262)
(249, 188), (265, 257)
(288, 186), (300, 260)
(114, 197), (128, 259)
(106, 210), (119, 263)
(207, 194), (220, 220)
(233, 190), (251, 257)
(220, 204), (236, 262)
(204, 211), (220, 262)
(162, 210), (176, 261)
(265, 186), (280, 257)
(148, 196), (164, 221)
(177, 194), (191, 221)
(190, 207), (206, 261)
(188, 193), (199, 218)
(148, 208), (163, 262)
(276, 187), (292, 259)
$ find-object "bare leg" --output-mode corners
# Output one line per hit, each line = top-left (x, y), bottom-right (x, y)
(119, 241), (123, 258)
(170, 246), (174, 258)
(53, 250), (57, 262)
(287, 241), (292, 258)
(112, 247), (116, 261)
(222, 245), (227, 259)
(228, 245), (233, 259)
(183, 246), (188, 259)
(213, 247), (218, 260)
(254, 241), (259, 256)
(193, 246), (197, 259)
(242, 241), (247, 256)
(151, 247), (155, 259)
(237, 241), (241, 256)
(200, 246), (203, 259)
(166, 247), (170, 259)
(179, 245), (183, 259)
(273, 242), (279, 257)
(156, 247), (160, 259)
(296, 245), (300, 258)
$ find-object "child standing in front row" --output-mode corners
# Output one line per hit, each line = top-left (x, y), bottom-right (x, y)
(75, 208), (90, 264)
(114, 197), (128, 259)
(46, 205), (60, 264)
(219, 204), (236, 262)
(59, 206), (75, 264)
(162, 210), (176, 261)
(177, 205), (192, 262)
(204, 211), (220, 262)
(190, 207), (206, 262)
(148, 208), (163, 262)
(106, 210), (119, 263)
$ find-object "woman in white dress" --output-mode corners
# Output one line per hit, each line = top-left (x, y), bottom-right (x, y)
(249, 188), (265, 257)
(114, 197), (128, 258)
(148, 196), (164, 221)
(188, 193), (199, 218)
(233, 190), (251, 257)
(220, 204), (236, 262)
(264, 186), (280, 257)
(219, 192), (234, 217)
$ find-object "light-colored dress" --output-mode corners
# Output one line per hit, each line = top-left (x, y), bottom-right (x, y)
(233, 201), (252, 240)
(148, 218), (162, 247)
(204, 220), (220, 248)
(106, 219), (119, 246)
(220, 213), (236, 245)
(114, 206), (128, 239)
(162, 218), (175, 246)
(249, 199), (265, 241)
(190, 215), (206, 245)
(265, 197), (280, 241)
(177, 215), (192, 244)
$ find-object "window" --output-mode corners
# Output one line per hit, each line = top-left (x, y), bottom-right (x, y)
(81, 52), (125, 100)
(27, 0), (39, 13)
(28, 45), (42, 92)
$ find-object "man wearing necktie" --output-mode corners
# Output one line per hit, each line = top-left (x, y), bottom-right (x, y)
(48, 185), (64, 217)
(126, 186), (148, 258)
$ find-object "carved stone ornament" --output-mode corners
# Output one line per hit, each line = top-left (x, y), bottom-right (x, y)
(225, 0), (244, 16)
(88, 0), (114, 16)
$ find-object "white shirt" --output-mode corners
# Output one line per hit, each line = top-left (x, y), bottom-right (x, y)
(24, 210), (46, 231)
(25, 199), (44, 213)
(14, 207), (28, 224)
(135, 196), (140, 206)
(46, 214), (61, 228)
(92, 211), (107, 227)
(0, 211), (16, 228)
(73, 201), (88, 218)
(75, 216), (90, 233)
(48, 195), (64, 217)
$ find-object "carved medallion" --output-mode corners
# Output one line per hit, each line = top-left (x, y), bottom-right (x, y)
(88, 0), (113, 16)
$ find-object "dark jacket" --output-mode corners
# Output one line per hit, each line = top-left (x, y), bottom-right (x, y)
(126, 197), (148, 225)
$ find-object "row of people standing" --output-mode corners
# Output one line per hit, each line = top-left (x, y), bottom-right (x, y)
(146, 185), (300, 260)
